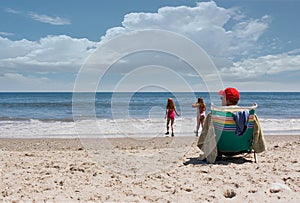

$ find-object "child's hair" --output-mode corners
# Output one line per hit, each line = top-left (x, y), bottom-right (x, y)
(166, 98), (175, 109)
(198, 97), (204, 104)
(198, 97), (206, 109)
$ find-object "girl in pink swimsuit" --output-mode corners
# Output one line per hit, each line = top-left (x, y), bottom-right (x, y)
(165, 98), (180, 137)
(192, 97), (206, 136)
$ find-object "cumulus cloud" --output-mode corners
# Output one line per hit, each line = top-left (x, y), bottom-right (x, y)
(102, 1), (269, 58)
(0, 35), (97, 74)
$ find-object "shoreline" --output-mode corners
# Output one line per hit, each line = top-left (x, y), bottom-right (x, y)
(0, 134), (299, 150)
(1, 117), (300, 139)
(1, 135), (299, 202)
(1, 132), (300, 140)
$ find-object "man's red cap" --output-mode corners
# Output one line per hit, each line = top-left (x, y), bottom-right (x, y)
(218, 87), (240, 102)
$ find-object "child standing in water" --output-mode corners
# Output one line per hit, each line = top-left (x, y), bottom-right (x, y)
(192, 97), (206, 136)
(165, 98), (180, 137)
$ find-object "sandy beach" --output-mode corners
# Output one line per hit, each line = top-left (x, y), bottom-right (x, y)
(0, 135), (299, 202)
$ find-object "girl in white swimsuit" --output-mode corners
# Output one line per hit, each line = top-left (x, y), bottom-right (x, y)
(192, 97), (206, 136)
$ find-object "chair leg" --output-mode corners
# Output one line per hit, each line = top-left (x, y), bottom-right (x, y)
(253, 151), (257, 163)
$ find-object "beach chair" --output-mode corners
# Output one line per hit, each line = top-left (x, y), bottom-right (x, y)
(211, 104), (258, 163)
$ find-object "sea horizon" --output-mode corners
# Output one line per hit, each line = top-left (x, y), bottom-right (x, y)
(1, 91), (300, 93)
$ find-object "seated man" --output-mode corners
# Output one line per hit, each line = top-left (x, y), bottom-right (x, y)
(197, 87), (266, 163)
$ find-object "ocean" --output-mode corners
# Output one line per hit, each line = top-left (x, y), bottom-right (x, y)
(0, 92), (299, 138)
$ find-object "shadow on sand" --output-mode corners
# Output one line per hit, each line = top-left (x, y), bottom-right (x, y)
(183, 155), (253, 166)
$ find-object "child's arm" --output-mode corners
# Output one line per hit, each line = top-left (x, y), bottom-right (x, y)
(175, 108), (180, 116)
(192, 102), (199, 108)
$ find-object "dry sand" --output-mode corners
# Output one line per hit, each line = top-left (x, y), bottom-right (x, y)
(0, 135), (299, 202)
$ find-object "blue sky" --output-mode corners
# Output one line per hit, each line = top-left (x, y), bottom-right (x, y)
(0, 0), (299, 92)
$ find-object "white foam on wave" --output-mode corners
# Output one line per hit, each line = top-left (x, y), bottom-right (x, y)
(0, 117), (299, 138)
(259, 118), (300, 135)
(0, 119), (77, 138)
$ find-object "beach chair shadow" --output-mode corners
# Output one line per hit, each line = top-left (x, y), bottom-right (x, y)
(183, 155), (253, 166)
(211, 104), (258, 163)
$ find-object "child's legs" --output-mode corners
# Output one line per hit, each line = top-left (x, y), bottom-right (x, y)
(200, 117), (205, 128)
(196, 116), (201, 131)
(170, 118), (175, 132)
(166, 118), (170, 132)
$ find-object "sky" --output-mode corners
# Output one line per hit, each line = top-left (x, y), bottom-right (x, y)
(0, 0), (299, 92)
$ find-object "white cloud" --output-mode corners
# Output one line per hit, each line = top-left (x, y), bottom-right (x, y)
(0, 37), (38, 59)
(102, 1), (269, 58)
(5, 8), (70, 25)
(0, 35), (97, 74)
(5, 8), (20, 14)
(221, 50), (300, 78)
(228, 15), (270, 56)
(232, 16), (269, 41)
(0, 32), (14, 37)
(100, 27), (127, 44)
(122, 2), (230, 30)
(29, 12), (71, 25)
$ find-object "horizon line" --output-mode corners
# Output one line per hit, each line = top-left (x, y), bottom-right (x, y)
(0, 91), (299, 93)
